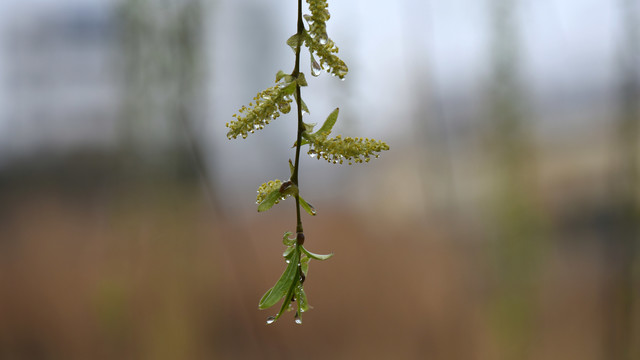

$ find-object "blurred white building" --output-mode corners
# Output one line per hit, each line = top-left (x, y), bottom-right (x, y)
(0, 0), (206, 167)
(0, 2), (122, 162)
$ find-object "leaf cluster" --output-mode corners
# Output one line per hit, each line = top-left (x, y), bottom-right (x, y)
(259, 232), (332, 324)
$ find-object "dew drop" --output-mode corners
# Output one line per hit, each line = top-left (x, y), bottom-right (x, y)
(311, 58), (322, 77)
(318, 32), (328, 45)
(285, 259), (290, 264)
(266, 316), (276, 324)
(294, 313), (302, 325)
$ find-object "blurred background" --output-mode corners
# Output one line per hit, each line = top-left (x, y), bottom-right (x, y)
(0, 0), (638, 359)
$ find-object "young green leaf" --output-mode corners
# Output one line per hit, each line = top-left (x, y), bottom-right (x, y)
(283, 245), (295, 258)
(315, 107), (339, 138)
(281, 82), (296, 96)
(300, 98), (310, 114)
(296, 73), (308, 87)
(303, 122), (316, 134)
(282, 231), (297, 246)
(288, 159), (295, 175)
(293, 91), (309, 114)
(275, 283), (297, 319)
(301, 246), (333, 261)
(299, 196), (317, 216)
(259, 249), (301, 309)
(300, 256), (310, 276)
(295, 285), (310, 313)
(259, 287), (274, 307)
(286, 33), (304, 52)
(257, 189), (281, 212)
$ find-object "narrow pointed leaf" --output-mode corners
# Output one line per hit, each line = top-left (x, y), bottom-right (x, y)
(300, 256), (309, 276)
(274, 285), (296, 320)
(292, 92), (309, 115)
(315, 108), (339, 137)
(275, 70), (287, 82)
(301, 246), (333, 261)
(299, 196), (317, 216)
(259, 249), (301, 309)
(257, 189), (281, 212)
(295, 285), (310, 312)
(288, 159), (295, 175)
(259, 287), (274, 307)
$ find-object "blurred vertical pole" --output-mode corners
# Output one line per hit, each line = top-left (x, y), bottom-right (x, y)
(608, 0), (640, 359)
(118, 0), (213, 188)
(400, 0), (458, 218)
(486, 0), (542, 358)
(116, 1), (279, 356)
(172, 0), (224, 216)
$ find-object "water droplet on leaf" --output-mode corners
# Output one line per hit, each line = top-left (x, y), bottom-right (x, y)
(266, 316), (276, 324)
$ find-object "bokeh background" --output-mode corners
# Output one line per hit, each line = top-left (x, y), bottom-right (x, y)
(0, 0), (639, 359)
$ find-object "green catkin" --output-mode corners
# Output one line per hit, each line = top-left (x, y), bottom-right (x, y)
(226, 82), (294, 139)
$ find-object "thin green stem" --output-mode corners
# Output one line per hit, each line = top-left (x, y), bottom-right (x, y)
(292, 0), (304, 234)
